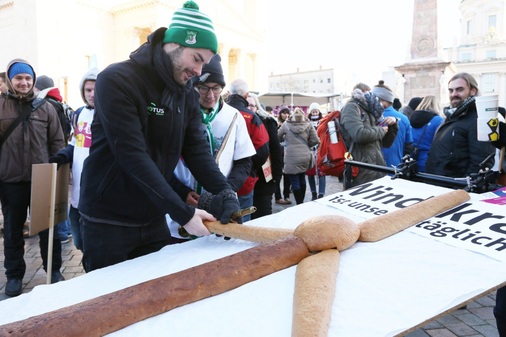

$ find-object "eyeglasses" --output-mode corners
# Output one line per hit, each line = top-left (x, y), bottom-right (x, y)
(248, 104), (257, 109)
(196, 85), (223, 95)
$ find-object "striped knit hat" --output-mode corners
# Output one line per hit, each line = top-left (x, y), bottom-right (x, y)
(163, 1), (218, 53)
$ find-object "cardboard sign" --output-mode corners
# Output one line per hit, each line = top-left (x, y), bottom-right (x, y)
(262, 155), (273, 182)
(30, 163), (69, 236)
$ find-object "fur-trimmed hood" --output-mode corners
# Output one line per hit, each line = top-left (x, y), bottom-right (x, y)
(79, 67), (100, 106)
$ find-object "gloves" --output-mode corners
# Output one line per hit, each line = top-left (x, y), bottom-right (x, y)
(49, 154), (67, 169)
(198, 189), (242, 224)
(491, 122), (506, 149)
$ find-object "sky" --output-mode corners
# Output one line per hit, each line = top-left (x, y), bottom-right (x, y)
(264, 0), (461, 85)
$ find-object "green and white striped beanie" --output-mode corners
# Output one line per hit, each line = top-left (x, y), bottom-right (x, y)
(164, 1), (218, 54)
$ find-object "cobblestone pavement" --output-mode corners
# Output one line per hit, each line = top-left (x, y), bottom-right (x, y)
(0, 175), (500, 336)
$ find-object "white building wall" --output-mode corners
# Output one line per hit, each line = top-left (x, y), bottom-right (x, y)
(0, 0), (266, 108)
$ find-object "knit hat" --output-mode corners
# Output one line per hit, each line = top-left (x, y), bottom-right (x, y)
(278, 105), (290, 114)
(8, 62), (34, 80)
(309, 102), (320, 112)
(35, 75), (55, 90)
(408, 97), (423, 110)
(372, 80), (395, 103)
(163, 1), (218, 54)
(198, 54), (225, 86)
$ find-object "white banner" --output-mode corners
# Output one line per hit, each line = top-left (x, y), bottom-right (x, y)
(318, 177), (506, 262)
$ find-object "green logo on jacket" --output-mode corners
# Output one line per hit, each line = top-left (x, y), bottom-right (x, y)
(147, 102), (165, 116)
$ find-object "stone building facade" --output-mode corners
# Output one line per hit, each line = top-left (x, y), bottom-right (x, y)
(0, 0), (267, 107)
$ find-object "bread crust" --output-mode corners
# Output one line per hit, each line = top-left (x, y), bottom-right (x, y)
(205, 221), (294, 243)
(292, 249), (340, 337)
(0, 236), (310, 337)
(359, 190), (470, 242)
(293, 215), (359, 252)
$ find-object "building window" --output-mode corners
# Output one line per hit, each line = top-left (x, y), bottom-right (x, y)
(489, 15), (497, 29)
(486, 50), (496, 59)
(460, 52), (472, 62)
(466, 20), (472, 35)
(327, 78), (331, 84)
(481, 73), (497, 94)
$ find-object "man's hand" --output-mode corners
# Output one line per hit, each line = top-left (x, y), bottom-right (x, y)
(49, 154), (67, 169)
(182, 209), (215, 237)
(186, 191), (200, 206)
(198, 189), (241, 224)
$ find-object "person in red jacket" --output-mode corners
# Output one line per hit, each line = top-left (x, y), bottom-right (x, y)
(226, 79), (269, 221)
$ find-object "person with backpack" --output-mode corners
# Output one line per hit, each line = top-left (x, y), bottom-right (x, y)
(226, 79), (270, 221)
(339, 83), (398, 188)
(35, 75), (73, 145)
(278, 108), (319, 204)
(34, 75), (74, 243)
(247, 93), (283, 218)
(0, 59), (66, 296)
(49, 68), (99, 251)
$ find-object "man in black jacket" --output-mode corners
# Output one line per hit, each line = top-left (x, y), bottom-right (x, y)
(78, 1), (240, 272)
(425, 73), (496, 179)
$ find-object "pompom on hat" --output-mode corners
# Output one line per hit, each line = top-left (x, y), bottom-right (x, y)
(8, 62), (34, 80)
(372, 80), (395, 103)
(164, 1), (218, 54)
(198, 54), (225, 86)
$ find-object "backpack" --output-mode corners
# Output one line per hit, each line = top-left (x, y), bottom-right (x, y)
(316, 110), (359, 177)
(47, 98), (74, 143)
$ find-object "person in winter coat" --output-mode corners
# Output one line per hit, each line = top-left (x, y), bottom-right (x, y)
(247, 93), (283, 218)
(339, 83), (398, 188)
(401, 96), (423, 120)
(78, 1), (241, 272)
(166, 54), (255, 239)
(275, 105), (292, 204)
(373, 80), (413, 169)
(226, 79), (270, 222)
(306, 102), (326, 200)
(48, 68), (100, 251)
(0, 59), (66, 296)
(425, 72), (496, 179)
(408, 95), (444, 172)
(278, 108), (319, 204)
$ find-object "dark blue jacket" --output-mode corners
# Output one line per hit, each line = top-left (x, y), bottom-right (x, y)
(79, 28), (230, 227)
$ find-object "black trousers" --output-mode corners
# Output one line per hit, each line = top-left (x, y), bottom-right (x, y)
(0, 181), (62, 279)
(252, 193), (273, 219)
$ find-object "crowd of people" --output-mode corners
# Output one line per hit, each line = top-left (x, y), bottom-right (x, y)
(0, 1), (505, 335)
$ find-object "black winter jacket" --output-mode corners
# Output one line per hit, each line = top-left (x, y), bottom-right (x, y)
(79, 28), (230, 227)
(425, 98), (496, 178)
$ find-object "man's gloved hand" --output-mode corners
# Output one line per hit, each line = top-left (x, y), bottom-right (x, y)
(197, 189), (242, 224)
(491, 122), (506, 149)
(49, 154), (67, 169)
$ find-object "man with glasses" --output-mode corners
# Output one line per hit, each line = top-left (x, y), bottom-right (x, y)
(166, 54), (255, 239)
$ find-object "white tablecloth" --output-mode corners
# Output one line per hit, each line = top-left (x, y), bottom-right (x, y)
(0, 177), (505, 337)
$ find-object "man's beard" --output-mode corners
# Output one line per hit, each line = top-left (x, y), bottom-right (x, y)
(167, 46), (186, 86)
